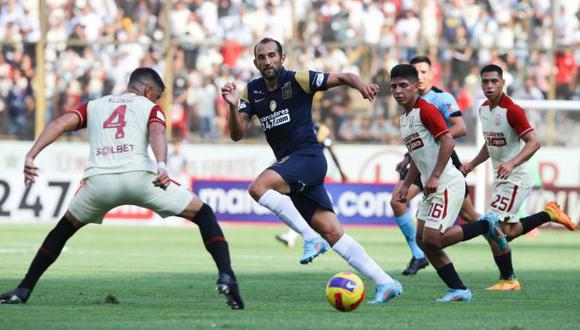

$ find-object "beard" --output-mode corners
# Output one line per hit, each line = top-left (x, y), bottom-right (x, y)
(261, 66), (280, 80)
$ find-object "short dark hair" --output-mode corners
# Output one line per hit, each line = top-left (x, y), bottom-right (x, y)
(480, 64), (503, 78)
(254, 37), (283, 57)
(128, 67), (165, 91)
(390, 64), (419, 82)
(410, 56), (431, 66)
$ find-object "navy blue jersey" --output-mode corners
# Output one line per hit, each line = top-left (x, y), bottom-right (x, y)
(422, 86), (461, 127)
(239, 67), (329, 160)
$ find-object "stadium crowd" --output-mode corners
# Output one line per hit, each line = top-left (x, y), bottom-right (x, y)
(0, 0), (578, 144)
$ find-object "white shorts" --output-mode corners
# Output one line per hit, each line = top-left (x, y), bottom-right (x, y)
(68, 171), (192, 224)
(488, 181), (532, 223)
(417, 176), (465, 233)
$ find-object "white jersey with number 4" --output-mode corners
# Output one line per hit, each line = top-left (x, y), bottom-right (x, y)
(399, 97), (463, 186)
(68, 93), (167, 178)
(479, 93), (534, 187)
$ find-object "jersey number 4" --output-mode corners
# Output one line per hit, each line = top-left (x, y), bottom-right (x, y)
(103, 105), (127, 139)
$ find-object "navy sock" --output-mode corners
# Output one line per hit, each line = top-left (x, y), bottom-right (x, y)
(193, 204), (235, 280)
(520, 212), (550, 236)
(460, 220), (489, 241)
(435, 263), (467, 290)
(19, 216), (79, 290)
(494, 251), (515, 280)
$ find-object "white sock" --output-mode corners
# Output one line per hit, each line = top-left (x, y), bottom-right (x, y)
(332, 234), (395, 285)
(258, 189), (319, 240)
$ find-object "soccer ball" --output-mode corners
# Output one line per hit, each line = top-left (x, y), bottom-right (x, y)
(325, 272), (366, 312)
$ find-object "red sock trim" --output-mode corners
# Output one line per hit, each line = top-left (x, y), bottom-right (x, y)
(39, 246), (56, 260)
(205, 236), (226, 247)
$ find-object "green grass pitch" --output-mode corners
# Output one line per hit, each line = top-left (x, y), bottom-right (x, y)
(0, 223), (578, 329)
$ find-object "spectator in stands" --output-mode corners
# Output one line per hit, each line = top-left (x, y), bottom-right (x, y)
(555, 49), (577, 100)
(6, 70), (33, 138)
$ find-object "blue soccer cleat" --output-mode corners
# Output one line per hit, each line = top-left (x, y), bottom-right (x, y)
(368, 280), (403, 304)
(299, 237), (330, 264)
(437, 288), (473, 302)
(480, 212), (508, 251)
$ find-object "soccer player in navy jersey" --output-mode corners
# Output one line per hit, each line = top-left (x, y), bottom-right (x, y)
(390, 56), (480, 276)
(221, 38), (402, 304)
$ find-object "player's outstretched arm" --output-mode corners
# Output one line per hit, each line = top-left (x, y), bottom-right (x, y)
(496, 131), (540, 179)
(24, 112), (80, 186)
(221, 82), (250, 141)
(326, 73), (379, 102)
(148, 122), (170, 190)
(462, 143), (490, 175)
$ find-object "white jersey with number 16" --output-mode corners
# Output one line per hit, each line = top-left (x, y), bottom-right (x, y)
(68, 93), (167, 178)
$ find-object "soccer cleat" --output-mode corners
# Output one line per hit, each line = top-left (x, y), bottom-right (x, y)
(481, 212), (508, 251)
(299, 237), (329, 265)
(436, 288), (473, 302)
(368, 280), (402, 304)
(0, 287), (31, 304)
(401, 257), (429, 276)
(545, 202), (576, 231)
(486, 279), (521, 291)
(275, 233), (296, 248)
(216, 273), (244, 310)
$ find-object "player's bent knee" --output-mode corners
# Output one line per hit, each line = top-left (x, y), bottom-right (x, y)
(179, 196), (204, 220)
(422, 236), (443, 250)
(248, 181), (266, 201)
(389, 199), (406, 215)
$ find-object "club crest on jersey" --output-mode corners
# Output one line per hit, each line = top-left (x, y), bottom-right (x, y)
(269, 100), (277, 112)
(495, 114), (501, 126)
(315, 73), (324, 87)
(282, 82), (292, 99)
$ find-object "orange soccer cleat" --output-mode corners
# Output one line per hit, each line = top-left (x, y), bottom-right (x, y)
(486, 279), (522, 291)
(545, 202), (576, 231)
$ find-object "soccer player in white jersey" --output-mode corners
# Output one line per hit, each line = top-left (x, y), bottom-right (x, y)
(0, 68), (244, 309)
(461, 64), (576, 291)
(390, 56), (480, 276)
(391, 64), (508, 302)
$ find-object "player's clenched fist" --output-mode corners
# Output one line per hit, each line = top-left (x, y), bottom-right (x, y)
(221, 82), (240, 107)
(460, 162), (473, 176)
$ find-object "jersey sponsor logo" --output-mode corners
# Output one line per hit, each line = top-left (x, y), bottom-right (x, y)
(269, 100), (277, 112)
(484, 131), (507, 147)
(255, 98), (265, 103)
(282, 82), (292, 99)
(315, 73), (324, 87)
(253, 89), (264, 95)
(260, 108), (290, 131)
(96, 144), (136, 156)
(403, 132), (424, 151)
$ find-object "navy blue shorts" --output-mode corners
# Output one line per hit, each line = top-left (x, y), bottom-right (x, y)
(269, 148), (334, 223)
